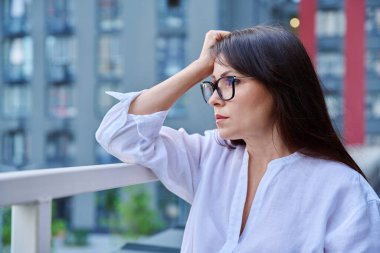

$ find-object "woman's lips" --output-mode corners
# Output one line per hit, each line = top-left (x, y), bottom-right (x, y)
(215, 114), (229, 121)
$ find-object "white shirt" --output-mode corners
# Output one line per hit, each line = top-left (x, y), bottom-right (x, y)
(96, 90), (380, 253)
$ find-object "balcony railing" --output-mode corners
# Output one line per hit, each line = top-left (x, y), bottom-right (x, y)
(0, 163), (158, 253)
(0, 146), (380, 253)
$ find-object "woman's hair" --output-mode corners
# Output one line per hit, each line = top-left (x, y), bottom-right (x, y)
(211, 25), (367, 180)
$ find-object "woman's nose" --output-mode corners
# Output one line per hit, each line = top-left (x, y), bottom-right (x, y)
(208, 90), (224, 106)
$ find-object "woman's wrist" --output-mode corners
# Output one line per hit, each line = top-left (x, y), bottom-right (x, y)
(191, 58), (213, 80)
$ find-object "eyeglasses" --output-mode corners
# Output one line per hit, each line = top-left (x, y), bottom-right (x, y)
(200, 76), (252, 103)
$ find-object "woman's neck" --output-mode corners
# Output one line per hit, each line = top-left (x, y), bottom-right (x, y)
(243, 125), (294, 168)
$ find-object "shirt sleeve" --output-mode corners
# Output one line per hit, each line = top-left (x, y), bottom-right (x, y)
(95, 90), (209, 204)
(324, 199), (380, 253)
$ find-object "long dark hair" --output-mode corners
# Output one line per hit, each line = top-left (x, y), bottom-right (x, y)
(211, 25), (367, 180)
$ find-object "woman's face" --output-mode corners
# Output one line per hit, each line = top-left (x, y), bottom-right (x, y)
(209, 62), (276, 140)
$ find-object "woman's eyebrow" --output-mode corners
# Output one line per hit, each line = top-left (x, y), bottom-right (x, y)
(211, 70), (235, 79)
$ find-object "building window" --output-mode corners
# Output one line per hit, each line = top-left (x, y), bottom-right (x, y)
(2, 84), (31, 119)
(325, 93), (342, 120)
(3, 37), (33, 83)
(365, 134), (380, 145)
(168, 0), (180, 8)
(46, 130), (75, 166)
(46, 0), (74, 34)
(47, 84), (76, 119)
(367, 49), (380, 77)
(3, 0), (32, 36)
(157, 0), (187, 119)
(2, 128), (28, 168)
(157, 0), (186, 29)
(98, 35), (123, 79)
(156, 36), (187, 118)
(98, 0), (123, 32)
(366, 7), (380, 34)
(156, 36), (185, 79)
(96, 1), (123, 120)
(316, 10), (345, 37)
(96, 83), (120, 116)
(95, 144), (119, 164)
(367, 93), (380, 120)
(317, 52), (345, 77)
(46, 36), (76, 84)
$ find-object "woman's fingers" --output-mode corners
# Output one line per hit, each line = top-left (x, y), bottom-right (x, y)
(202, 30), (230, 53)
(199, 30), (230, 64)
(211, 30), (231, 41)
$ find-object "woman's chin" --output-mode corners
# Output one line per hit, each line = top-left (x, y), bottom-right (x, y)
(217, 129), (235, 140)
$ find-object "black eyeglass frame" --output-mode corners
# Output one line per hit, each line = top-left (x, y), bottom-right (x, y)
(200, 75), (252, 103)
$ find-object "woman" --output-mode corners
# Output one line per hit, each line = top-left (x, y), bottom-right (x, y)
(96, 25), (380, 252)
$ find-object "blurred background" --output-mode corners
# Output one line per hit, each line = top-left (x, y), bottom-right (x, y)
(0, 0), (379, 252)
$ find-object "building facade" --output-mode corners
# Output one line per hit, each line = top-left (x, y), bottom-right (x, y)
(1, 0), (378, 233)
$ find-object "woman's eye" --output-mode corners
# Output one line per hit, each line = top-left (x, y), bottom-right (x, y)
(226, 77), (235, 86)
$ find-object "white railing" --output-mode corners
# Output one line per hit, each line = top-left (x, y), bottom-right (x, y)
(0, 163), (158, 253)
(0, 146), (379, 253)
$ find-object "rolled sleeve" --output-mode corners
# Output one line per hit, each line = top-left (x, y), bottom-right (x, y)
(95, 90), (208, 203)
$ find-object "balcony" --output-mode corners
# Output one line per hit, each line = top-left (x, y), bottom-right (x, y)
(1, 146), (380, 253)
(2, 18), (29, 38)
(0, 163), (159, 253)
(3, 66), (31, 84)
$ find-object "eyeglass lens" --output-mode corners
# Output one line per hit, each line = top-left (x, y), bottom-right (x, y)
(201, 76), (234, 102)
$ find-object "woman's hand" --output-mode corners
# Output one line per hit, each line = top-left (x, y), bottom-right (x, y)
(127, 30), (230, 115)
(198, 30), (231, 74)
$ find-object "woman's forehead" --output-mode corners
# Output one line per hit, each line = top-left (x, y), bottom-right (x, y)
(212, 62), (240, 79)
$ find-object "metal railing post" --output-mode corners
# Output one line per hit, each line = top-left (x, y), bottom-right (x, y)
(11, 200), (52, 253)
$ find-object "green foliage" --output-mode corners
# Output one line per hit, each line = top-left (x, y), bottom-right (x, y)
(104, 189), (119, 211)
(51, 201), (67, 237)
(1, 204), (67, 247)
(1, 188), (164, 248)
(51, 200), (88, 246)
(117, 185), (165, 238)
(52, 219), (66, 237)
(64, 229), (89, 246)
(97, 189), (120, 232)
(1, 208), (11, 246)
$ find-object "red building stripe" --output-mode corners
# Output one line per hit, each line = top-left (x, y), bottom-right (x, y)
(299, 0), (317, 65)
(344, 0), (366, 145)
